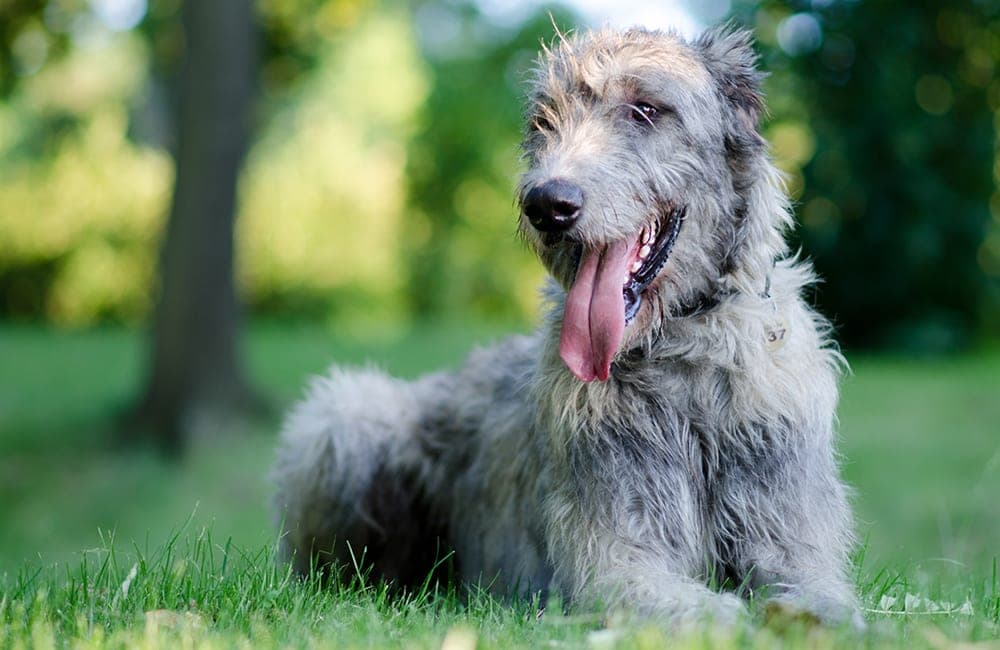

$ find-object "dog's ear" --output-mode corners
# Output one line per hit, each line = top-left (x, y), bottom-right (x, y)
(696, 26), (769, 275)
(695, 25), (766, 146)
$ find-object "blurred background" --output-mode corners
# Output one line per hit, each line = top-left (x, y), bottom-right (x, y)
(0, 0), (997, 589)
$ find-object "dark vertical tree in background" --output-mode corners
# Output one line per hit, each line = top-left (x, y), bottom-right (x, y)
(0, 0), (362, 454)
(735, 1), (998, 350)
(128, 0), (262, 451)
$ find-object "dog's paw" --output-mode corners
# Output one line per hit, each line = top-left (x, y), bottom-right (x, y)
(713, 592), (750, 627)
(629, 588), (748, 631)
(677, 592), (748, 629)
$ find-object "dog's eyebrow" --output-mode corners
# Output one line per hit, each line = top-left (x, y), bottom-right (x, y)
(617, 72), (693, 115)
(616, 75), (663, 104)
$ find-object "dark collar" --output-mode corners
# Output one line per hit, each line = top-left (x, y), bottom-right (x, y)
(668, 291), (729, 319)
(668, 274), (772, 319)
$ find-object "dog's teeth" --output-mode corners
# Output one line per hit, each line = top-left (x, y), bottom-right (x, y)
(642, 230), (651, 244)
(639, 244), (651, 259)
(630, 260), (642, 273)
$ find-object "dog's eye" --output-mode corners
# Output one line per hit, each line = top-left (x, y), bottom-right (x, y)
(630, 102), (661, 125)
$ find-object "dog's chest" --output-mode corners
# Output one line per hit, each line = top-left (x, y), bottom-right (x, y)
(544, 360), (752, 496)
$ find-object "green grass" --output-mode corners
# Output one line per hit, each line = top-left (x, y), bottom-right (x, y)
(2, 524), (995, 649)
(1, 323), (999, 647)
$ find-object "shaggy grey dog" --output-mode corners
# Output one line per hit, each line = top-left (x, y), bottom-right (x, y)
(273, 26), (862, 628)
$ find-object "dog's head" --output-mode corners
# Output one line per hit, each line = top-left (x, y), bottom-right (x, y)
(518, 26), (789, 382)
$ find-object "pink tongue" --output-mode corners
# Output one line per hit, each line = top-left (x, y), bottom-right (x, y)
(559, 238), (636, 382)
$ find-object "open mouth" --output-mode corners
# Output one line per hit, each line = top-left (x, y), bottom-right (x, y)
(559, 205), (685, 383)
(623, 205), (685, 324)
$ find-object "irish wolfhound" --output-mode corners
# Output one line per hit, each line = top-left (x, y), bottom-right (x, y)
(272, 26), (862, 628)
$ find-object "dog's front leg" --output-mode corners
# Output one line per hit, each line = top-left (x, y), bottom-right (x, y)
(544, 474), (747, 628)
(548, 530), (747, 627)
(714, 441), (864, 630)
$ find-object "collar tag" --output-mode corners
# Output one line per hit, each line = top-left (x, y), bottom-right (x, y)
(765, 316), (788, 352)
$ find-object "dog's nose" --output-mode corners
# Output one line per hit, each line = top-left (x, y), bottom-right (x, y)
(522, 180), (583, 233)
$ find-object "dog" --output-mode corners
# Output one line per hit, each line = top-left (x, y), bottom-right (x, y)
(272, 25), (862, 629)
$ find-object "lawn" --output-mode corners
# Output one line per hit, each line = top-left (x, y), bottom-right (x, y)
(1, 323), (998, 647)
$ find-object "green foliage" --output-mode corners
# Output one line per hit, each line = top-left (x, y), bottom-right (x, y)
(0, 2), (561, 330)
(1, 2), (999, 350)
(0, 33), (168, 324)
(238, 10), (430, 331)
(403, 4), (577, 321)
(735, 1), (1000, 350)
(257, 0), (375, 91)
(0, 8), (433, 330)
(0, 0), (70, 95)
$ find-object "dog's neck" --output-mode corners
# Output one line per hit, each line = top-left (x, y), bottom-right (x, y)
(668, 291), (725, 319)
(669, 266), (774, 320)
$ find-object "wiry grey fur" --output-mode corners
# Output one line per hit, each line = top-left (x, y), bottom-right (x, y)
(272, 26), (862, 629)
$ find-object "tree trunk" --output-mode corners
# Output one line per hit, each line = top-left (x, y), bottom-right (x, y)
(126, 0), (264, 453)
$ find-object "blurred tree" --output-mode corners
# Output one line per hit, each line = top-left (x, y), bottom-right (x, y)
(126, 0), (262, 452)
(0, 0), (265, 450)
(0, 0), (371, 451)
(733, 1), (999, 350)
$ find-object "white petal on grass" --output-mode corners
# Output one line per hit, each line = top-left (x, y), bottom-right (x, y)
(878, 595), (897, 610)
(871, 593), (976, 616)
(121, 563), (138, 598)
